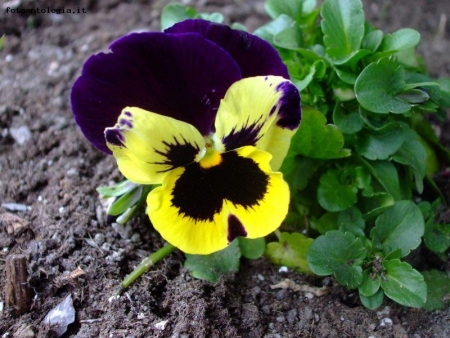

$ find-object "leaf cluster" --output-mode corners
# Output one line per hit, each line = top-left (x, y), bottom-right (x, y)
(97, 0), (450, 310)
(254, 0), (450, 309)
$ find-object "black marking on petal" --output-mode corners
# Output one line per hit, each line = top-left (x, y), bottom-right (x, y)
(171, 151), (269, 221)
(152, 136), (200, 172)
(222, 117), (264, 151)
(227, 214), (247, 243)
(105, 129), (125, 147)
(275, 81), (301, 130)
(119, 118), (133, 128)
(269, 105), (277, 116)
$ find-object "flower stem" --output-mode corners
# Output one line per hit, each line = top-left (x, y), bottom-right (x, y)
(274, 229), (282, 240)
(113, 243), (176, 296)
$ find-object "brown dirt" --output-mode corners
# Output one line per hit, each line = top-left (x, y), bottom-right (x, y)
(1, 0), (449, 337)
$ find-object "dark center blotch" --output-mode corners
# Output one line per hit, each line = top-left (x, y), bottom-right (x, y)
(171, 151), (269, 221)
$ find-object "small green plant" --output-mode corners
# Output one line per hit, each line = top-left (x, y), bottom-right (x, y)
(90, 0), (450, 310)
(254, 0), (450, 310)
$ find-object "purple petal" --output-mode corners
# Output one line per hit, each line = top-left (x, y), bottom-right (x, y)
(227, 214), (247, 243)
(275, 81), (301, 130)
(71, 32), (241, 153)
(165, 19), (289, 79)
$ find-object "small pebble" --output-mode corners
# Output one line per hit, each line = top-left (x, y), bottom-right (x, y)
(94, 233), (105, 245)
(112, 222), (132, 239)
(286, 309), (297, 324)
(275, 289), (286, 300)
(278, 266), (288, 273)
(304, 292), (314, 299)
(380, 318), (393, 327)
(321, 276), (331, 286)
(101, 242), (111, 251)
(276, 316), (285, 323)
(154, 319), (169, 330)
(1, 203), (31, 212)
(377, 306), (391, 318)
(314, 314), (320, 322)
(257, 274), (265, 281)
(83, 255), (93, 263)
(9, 126), (32, 145)
(252, 286), (261, 295)
(261, 305), (270, 315)
(303, 306), (313, 320)
(130, 233), (141, 243)
(66, 168), (78, 176)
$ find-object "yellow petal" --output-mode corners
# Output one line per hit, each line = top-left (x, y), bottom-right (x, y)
(105, 107), (205, 184)
(147, 146), (290, 255)
(212, 76), (301, 171)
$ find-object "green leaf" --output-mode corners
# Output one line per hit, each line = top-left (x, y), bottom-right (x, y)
(334, 68), (358, 85)
(391, 128), (427, 193)
(184, 240), (241, 283)
(332, 102), (364, 134)
(316, 212), (339, 234)
(355, 56), (411, 114)
(265, 232), (313, 274)
(199, 12), (224, 24)
(254, 14), (294, 43)
(307, 230), (367, 288)
(230, 22), (248, 31)
(381, 259), (427, 308)
(381, 28), (421, 52)
(355, 122), (407, 160)
(359, 288), (384, 309)
(362, 30), (383, 52)
(317, 168), (358, 212)
(160, 4), (198, 30)
(332, 49), (372, 67)
(97, 180), (138, 197)
(108, 185), (143, 216)
(359, 159), (402, 200)
(274, 25), (303, 50)
(289, 107), (351, 159)
(359, 268), (381, 297)
(384, 248), (403, 261)
(320, 0), (365, 62)
(338, 207), (365, 237)
(422, 270), (450, 311)
(0, 34), (4, 51)
(238, 237), (266, 260)
(265, 0), (310, 20)
(370, 201), (424, 257)
(281, 156), (323, 191)
(361, 192), (395, 221)
(424, 217), (450, 254)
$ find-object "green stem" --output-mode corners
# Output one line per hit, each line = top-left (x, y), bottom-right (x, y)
(274, 229), (282, 240)
(113, 243), (177, 295)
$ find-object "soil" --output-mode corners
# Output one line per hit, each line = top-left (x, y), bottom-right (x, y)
(1, 0), (449, 337)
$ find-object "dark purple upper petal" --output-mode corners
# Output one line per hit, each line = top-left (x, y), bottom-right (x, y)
(165, 19), (289, 79)
(71, 32), (241, 153)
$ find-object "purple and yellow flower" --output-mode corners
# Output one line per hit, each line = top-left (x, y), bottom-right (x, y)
(71, 19), (301, 255)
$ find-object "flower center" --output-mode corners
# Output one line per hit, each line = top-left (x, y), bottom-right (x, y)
(199, 148), (222, 168)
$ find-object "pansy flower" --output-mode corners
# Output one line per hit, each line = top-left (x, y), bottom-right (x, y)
(71, 19), (301, 255)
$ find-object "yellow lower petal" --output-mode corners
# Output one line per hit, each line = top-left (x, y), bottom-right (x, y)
(147, 146), (290, 255)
